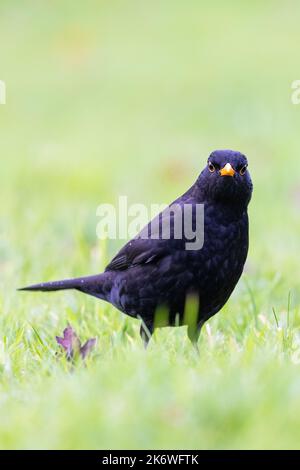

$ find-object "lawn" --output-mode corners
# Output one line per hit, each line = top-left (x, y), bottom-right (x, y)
(1, 0), (300, 449)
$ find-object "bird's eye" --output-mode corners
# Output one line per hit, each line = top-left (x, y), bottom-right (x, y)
(208, 162), (215, 173)
(239, 165), (248, 176)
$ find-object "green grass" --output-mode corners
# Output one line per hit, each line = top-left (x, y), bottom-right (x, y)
(1, 0), (300, 449)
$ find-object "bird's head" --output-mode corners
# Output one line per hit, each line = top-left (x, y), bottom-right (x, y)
(198, 150), (253, 208)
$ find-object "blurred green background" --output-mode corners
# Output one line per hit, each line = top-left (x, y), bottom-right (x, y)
(1, 0), (300, 449)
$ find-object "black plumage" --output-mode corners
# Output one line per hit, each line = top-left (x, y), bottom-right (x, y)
(19, 150), (253, 346)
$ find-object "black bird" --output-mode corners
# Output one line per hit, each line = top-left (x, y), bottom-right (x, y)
(19, 150), (253, 346)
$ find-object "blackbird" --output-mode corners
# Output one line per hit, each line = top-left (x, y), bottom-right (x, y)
(20, 150), (253, 346)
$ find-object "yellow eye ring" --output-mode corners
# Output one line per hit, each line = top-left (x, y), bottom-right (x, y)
(208, 162), (215, 173)
(239, 165), (247, 176)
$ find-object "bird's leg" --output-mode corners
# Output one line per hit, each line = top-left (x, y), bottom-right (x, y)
(139, 321), (153, 349)
(187, 321), (204, 354)
(187, 327), (200, 353)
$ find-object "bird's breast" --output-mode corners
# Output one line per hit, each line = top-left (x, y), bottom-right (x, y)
(187, 211), (247, 285)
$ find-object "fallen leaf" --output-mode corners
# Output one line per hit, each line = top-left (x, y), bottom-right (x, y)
(56, 325), (96, 360)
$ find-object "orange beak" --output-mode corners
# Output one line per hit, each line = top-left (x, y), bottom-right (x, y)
(220, 163), (235, 177)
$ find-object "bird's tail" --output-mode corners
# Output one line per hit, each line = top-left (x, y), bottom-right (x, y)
(18, 277), (82, 292)
(18, 274), (106, 296)
(18, 271), (113, 303)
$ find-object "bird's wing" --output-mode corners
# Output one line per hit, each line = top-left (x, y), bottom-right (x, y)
(105, 238), (169, 271)
(105, 203), (187, 272)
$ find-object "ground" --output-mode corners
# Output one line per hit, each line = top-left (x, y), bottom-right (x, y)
(1, 0), (300, 449)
